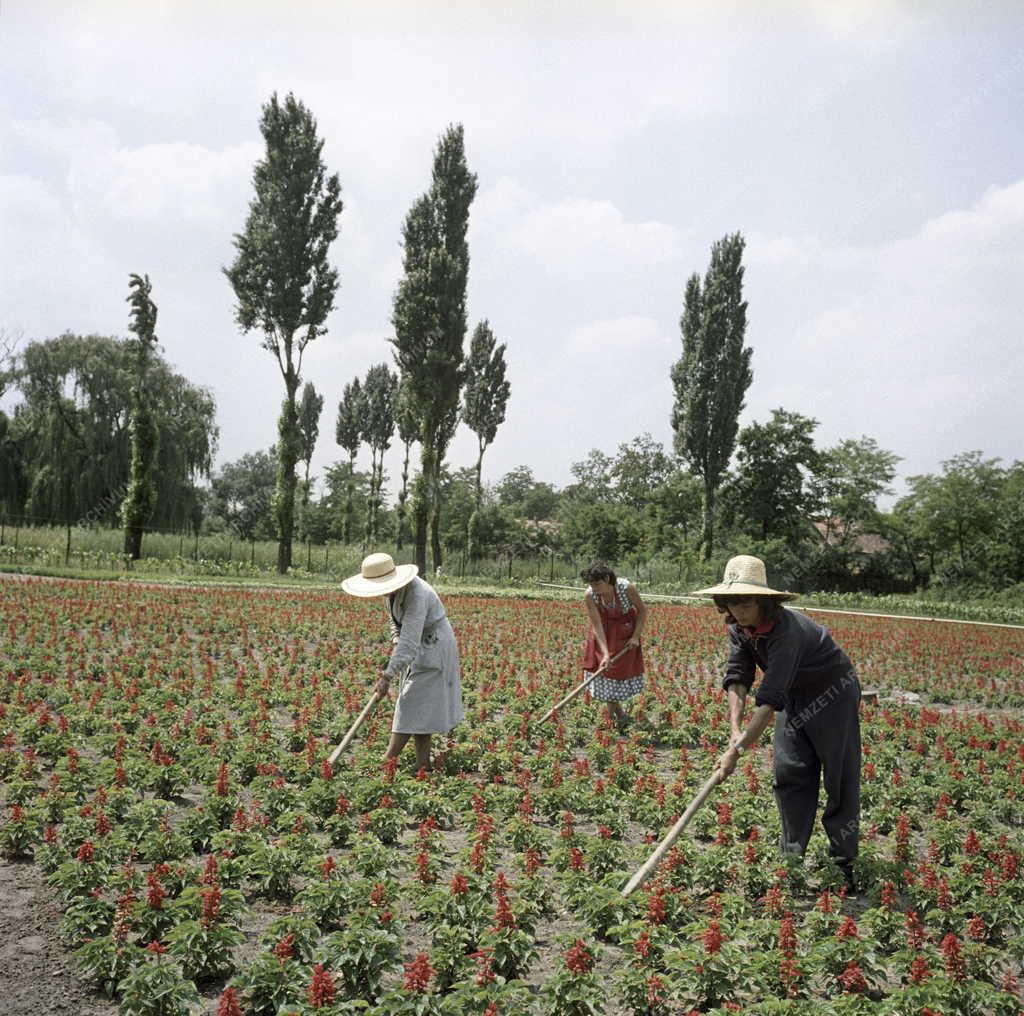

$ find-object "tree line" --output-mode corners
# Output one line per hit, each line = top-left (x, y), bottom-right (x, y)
(1, 91), (1020, 596)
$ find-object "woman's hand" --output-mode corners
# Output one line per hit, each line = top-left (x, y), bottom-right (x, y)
(626, 635), (641, 649)
(374, 675), (390, 699)
(716, 745), (740, 778)
(598, 647), (611, 669)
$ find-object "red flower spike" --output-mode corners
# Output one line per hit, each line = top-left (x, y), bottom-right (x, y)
(308, 963), (336, 1008)
(217, 987), (244, 1016)
(403, 953), (433, 992)
(701, 920), (724, 954)
(564, 939), (594, 975)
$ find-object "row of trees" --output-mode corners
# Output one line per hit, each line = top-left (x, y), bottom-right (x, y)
(2, 90), (1020, 594)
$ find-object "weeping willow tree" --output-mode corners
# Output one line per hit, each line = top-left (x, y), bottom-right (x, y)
(8, 333), (217, 529)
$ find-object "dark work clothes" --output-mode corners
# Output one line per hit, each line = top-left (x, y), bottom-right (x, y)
(722, 607), (856, 711)
(722, 607), (862, 862)
(773, 673), (861, 861)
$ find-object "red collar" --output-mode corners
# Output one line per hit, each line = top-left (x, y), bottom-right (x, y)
(741, 619), (776, 638)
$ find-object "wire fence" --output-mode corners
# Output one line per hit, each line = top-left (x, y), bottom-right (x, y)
(0, 514), (701, 589)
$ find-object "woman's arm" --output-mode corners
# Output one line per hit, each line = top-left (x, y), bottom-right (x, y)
(384, 582), (428, 679)
(625, 583), (647, 646)
(726, 683), (748, 742)
(718, 704), (775, 777)
(584, 593), (610, 666)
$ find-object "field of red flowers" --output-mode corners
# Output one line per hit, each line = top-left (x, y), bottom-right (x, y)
(1, 575), (1022, 1016)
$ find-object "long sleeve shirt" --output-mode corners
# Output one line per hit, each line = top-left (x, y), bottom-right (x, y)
(385, 577), (449, 679)
(722, 607), (855, 711)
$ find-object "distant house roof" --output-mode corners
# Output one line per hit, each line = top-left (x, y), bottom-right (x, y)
(813, 519), (890, 556)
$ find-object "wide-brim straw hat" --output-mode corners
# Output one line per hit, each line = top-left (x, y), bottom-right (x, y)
(691, 554), (797, 600)
(342, 553), (418, 597)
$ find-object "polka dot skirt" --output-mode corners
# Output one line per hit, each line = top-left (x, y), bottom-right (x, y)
(587, 672), (645, 702)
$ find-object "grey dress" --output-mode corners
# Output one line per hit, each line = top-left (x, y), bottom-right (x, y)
(385, 577), (464, 735)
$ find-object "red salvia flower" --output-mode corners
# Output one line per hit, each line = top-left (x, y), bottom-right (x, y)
(905, 910), (926, 951)
(646, 885), (666, 925)
(450, 872), (469, 896)
(274, 933), (295, 960)
(320, 759), (333, 780)
(200, 885), (221, 927)
(146, 940), (167, 955)
(837, 960), (868, 994)
(880, 880), (898, 909)
(940, 933), (966, 982)
(966, 915), (986, 942)
(524, 847), (540, 876)
(403, 953), (433, 992)
(634, 931), (651, 959)
(146, 871), (166, 909)
(217, 986), (244, 1016)
(778, 912), (798, 957)
(564, 939), (594, 975)
(215, 762), (230, 796)
(76, 840), (95, 863)
(701, 920), (724, 954)
(334, 793), (350, 816)
(836, 916), (859, 940)
(321, 855), (337, 879)
(963, 829), (981, 855)
(308, 963), (336, 1008)
(909, 955), (931, 983)
(569, 847), (586, 871)
(473, 948), (496, 985)
(200, 854), (219, 885)
(492, 889), (516, 930)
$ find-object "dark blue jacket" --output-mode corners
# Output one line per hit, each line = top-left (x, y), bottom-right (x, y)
(722, 607), (855, 711)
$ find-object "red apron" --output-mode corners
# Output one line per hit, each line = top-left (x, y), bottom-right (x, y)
(581, 585), (643, 680)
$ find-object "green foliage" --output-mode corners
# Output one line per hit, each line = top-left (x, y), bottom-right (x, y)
(224, 91), (343, 574)
(6, 332), (216, 529)
(122, 272), (161, 560)
(362, 363), (398, 543)
(671, 232), (752, 558)
(392, 123), (478, 573)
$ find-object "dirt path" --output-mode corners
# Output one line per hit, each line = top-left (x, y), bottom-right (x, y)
(0, 858), (118, 1016)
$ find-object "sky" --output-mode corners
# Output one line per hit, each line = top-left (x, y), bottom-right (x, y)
(2, 0), (1023, 508)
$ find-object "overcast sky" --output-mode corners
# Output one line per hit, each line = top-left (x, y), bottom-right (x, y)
(3, 0), (1022, 506)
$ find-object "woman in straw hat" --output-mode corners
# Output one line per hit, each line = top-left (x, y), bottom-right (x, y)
(692, 555), (862, 889)
(342, 553), (464, 772)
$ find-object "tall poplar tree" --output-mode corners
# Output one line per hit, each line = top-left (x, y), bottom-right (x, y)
(361, 363), (398, 544)
(392, 124), (477, 573)
(121, 273), (160, 559)
(671, 232), (752, 559)
(297, 381), (324, 540)
(335, 378), (363, 544)
(461, 320), (510, 560)
(393, 380), (418, 552)
(224, 92), (343, 573)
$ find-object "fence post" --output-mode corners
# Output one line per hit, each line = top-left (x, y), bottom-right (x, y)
(65, 521), (71, 566)
(325, 542), (329, 570)
(193, 531), (199, 560)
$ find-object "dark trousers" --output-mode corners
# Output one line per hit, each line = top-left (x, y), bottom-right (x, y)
(772, 673), (861, 862)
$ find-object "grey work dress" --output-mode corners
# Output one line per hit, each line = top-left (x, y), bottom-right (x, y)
(385, 577), (464, 735)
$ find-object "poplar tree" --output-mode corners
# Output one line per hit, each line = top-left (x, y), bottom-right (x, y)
(361, 363), (398, 544)
(394, 380), (418, 551)
(671, 232), (752, 559)
(461, 320), (510, 560)
(392, 124), (477, 573)
(297, 381), (324, 540)
(224, 92), (343, 573)
(335, 378), (363, 544)
(121, 273), (160, 560)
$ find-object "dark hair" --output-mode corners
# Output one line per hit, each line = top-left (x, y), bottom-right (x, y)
(714, 595), (787, 622)
(580, 561), (617, 586)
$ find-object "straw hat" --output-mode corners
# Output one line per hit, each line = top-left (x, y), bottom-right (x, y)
(342, 553), (418, 597)
(691, 554), (796, 600)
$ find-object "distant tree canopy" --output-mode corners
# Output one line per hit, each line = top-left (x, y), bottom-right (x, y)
(1, 332), (217, 529)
